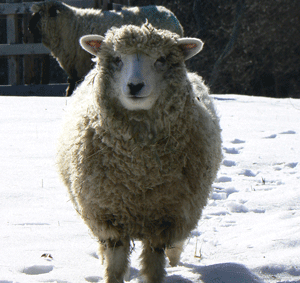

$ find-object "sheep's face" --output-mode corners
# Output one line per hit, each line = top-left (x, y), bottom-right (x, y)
(80, 24), (203, 111)
(108, 52), (169, 110)
(29, 2), (68, 46)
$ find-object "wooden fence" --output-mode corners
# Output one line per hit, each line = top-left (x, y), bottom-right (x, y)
(0, 0), (130, 96)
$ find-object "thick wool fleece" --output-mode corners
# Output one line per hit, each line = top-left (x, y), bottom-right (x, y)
(57, 24), (222, 248)
(30, 1), (183, 92)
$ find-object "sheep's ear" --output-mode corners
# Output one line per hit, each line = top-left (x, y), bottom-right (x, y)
(178, 38), (204, 61)
(80, 35), (105, 56)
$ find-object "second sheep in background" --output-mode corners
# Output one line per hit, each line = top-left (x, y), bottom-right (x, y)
(29, 1), (184, 96)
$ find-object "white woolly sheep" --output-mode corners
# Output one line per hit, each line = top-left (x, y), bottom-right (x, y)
(56, 23), (222, 283)
(29, 1), (183, 96)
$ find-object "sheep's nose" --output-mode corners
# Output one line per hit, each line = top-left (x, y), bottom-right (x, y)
(128, 83), (144, 96)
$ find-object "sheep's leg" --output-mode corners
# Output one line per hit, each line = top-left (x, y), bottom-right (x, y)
(165, 240), (185, 267)
(66, 69), (80, 96)
(101, 238), (130, 283)
(140, 241), (166, 283)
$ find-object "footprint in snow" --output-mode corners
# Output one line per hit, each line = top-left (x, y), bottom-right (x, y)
(264, 131), (296, 139)
(222, 160), (236, 167)
(238, 169), (257, 177)
(251, 208), (266, 213)
(263, 130), (296, 139)
(231, 138), (245, 144)
(216, 176), (232, 183)
(221, 220), (237, 227)
(280, 130), (296, 134)
(284, 162), (298, 169)
(211, 187), (238, 200)
(273, 162), (298, 171)
(85, 276), (102, 282)
(264, 134), (277, 139)
(21, 265), (54, 275)
(227, 202), (249, 213)
(223, 147), (242, 154)
(89, 252), (99, 259)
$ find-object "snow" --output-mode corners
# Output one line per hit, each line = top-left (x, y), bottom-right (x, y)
(0, 94), (299, 283)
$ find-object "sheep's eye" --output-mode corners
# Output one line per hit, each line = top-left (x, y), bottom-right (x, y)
(156, 56), (166, 64)
(155, 56), (167, 71)
(49, 6), (59, 17)
(114, 56), (123, 68)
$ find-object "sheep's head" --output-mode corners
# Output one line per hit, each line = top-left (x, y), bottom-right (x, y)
(80, 23), (203, 111)
(29, 1), (69, 47)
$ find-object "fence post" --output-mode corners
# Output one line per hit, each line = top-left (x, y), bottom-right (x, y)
(102, 0), (110, 10)
(94, 0), (101, 8)
(22, 0), (36, 85)
(6, 0), (20, 85)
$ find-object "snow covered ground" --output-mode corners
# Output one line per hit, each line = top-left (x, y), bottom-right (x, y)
(0, 94), (299, 283)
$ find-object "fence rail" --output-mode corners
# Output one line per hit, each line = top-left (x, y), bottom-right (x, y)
(0, 0), (130, 95)
(0, 43), (50, 56)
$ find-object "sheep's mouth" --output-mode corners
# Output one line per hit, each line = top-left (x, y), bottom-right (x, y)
(125, 92), (153, 101)
(128, 96), (148, 100)
(120, 93), (156, 110)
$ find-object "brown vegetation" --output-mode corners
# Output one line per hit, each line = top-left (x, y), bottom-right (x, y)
(132, 0), (300, 98)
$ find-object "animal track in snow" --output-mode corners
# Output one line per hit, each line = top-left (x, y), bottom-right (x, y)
(222, 160), (236, 167)
(21, 265), (54, 275)
(280, 130), (296, 134)
(216, 176), (232, 183)
(221, 220), (237, 227)
(285, 162), (298, 169)
(85, 276), (102, 282)
(191, 230), (201, 237)
(223, 147), (242, 154)
(211, 192), (227, 200)
(263, 130), (296, 139)
(251, 208), (266, 214)
(264, 134), (277, 139)
(273, 162), (298, 171)
(238, 169), (257, 177)
(227, 202), (249, 213)
(211, 187), (238, 201)
(89, 252), (99, 259)
(231, 138), (245, 144)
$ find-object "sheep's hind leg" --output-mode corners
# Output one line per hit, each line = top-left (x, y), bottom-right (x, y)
(102, 237), (130, 283)
(140, 241), (166, 283)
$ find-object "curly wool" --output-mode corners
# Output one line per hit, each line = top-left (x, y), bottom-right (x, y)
(57, 24), (222, 248)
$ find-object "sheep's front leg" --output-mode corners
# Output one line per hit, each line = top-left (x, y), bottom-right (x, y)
(165, 240), (185, 267)
(140, 241), (166, 283)
(101, 237), (130, 283)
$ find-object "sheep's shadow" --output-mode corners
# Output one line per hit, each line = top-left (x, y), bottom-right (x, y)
(126, 266), (195, 283)
(127, 267), (194, 283)
(165, 274), (194, 283)
(127, 267), (139, 281)
(125, 262), (264, 282)
(180, 262), (264, 283)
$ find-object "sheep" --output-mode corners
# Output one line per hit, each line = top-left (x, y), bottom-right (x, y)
(56, 22), (222, 283)
(29, 1), (184, 96)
